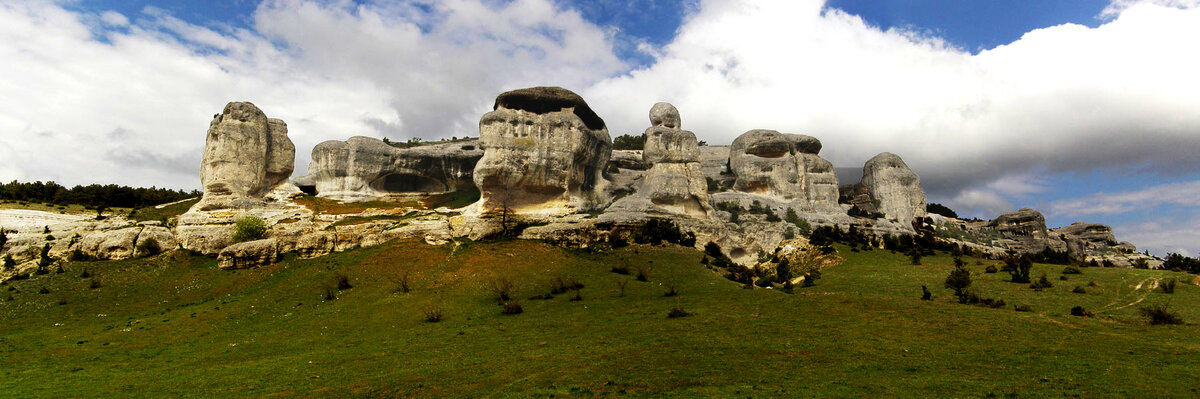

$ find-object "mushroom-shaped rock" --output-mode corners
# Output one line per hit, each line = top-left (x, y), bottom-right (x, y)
(470, 87), (612, 216)
(861, 152), (926, 225)
(199, 102), (296, 209)
(729, 129), (838, 209)
(299, 136), (483, 200)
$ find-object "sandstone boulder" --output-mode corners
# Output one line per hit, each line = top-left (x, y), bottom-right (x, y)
(299, 137), (483, 200)
(217, 238), (279, 270)
(77, 225), (178, 260)
(199, 102), (295, 209)
(470, 87), (611, 216)
(860, 152), (926, 225)
(1051, 222), (1120, 258)
(295, 232), (336, 259)
(984, 208), (1067, 254)
(729, 129), (838, 210)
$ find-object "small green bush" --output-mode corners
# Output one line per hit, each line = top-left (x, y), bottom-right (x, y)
(1013, 304), (1033, 312)
(1070, 306), (1093, 317)
(501, 300), (523, 315)
(667, 307), (691, 318)
(422, 305), (444, 322)
(920, 285), (932, 300)
(137, 237), (162, 256)
(984, 265), (998, 273)
(1159, 279), (1176, 294)
(1140, 303), (1183, 325)
(1062, 265), (1082, 275)
(232, 216), (268, 242)
(1030, 273), (1053, 290)
(1072, 286), (1086, 294)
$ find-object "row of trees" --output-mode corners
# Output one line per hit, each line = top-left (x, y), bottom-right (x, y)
(0, 180), (199, 209)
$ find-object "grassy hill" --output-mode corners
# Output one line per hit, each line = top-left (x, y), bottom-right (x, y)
(1, 239), (1197, 397)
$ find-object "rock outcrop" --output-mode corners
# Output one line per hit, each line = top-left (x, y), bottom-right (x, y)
(607, 103), (711, 218)
(199, 102), (296, 210)
(77, 225), (177, 260)
(984, 208), (1066, 254)
(217, 238), (279, 270)
(469, 87), (611, 216)
(297, 137), (483, 200)
(859, 152), (926, 225)
(728, 129), (839, 210)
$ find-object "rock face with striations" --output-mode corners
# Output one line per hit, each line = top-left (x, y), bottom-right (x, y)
(984, 208), (1067, 254)
(469, 87), (611, 216)
(296, 136), (483, 200)
(860, 152), (926, 225)
(630, 103), (711, 217)
(729, 129), (839, 210)
(198, 102), (296, 209)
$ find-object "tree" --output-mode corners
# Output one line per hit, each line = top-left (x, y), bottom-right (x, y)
(612, 134), (645, 150)
(0, 228), (7, 249)
(944, 263), (972, 303)
(2, 253), (14, 270)
(1002, 254), (1033, 283)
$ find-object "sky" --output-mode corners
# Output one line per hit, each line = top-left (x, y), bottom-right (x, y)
(0, 0), (1198, 256)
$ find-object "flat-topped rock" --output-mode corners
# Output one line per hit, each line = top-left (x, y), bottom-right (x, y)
(470, 87), (611, 216)
(299, 137), (482, 200)
(729, 129), (838, 210)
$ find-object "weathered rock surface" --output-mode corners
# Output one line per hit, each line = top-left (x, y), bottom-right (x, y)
(77, 225), (178, 260)
(217, 238), (279, 270)
(199, 102), (296, 209)
(729, 129), (839, 210)
(1051, 222), (1120, 256)
(984, 208), (1066, 254)
(607, 103), (711, 218)
(298, 137), (483, 200)
(469, 87), (611, 216)
(860, 152), (926, 225)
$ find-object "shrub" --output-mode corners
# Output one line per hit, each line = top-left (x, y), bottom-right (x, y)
(569, 290), (582, 302)
(1072, 286), (1086, 294)
(784, 208), (812, 236)
(765, 212), (781, 222)
(633, 219), (695, 247)
(611, 262), (631, 275)
(1062, 265), (1082, 275)
(232, 216), (268, 242)
(984, 265), (998, 273)
(920, 285), (932, 300)
(333, 272), (352, 291)
(68, 248), (90, 261)
(390, 270), (411, 294)
(909, 252), (922, 265)
(422, 305), (445, 322)
(38, 286), (50, 294)
(2, 254), (14, 270)
(615, 278), (630, 297)
(664, 283), (678, 297)
(1013, 304), (1033, 312)
(1070, 306), (1093, 317)
(1002, 254), (1033, 283)
(783, 227), (795, 240)
(1139, 303), (1183, 325)
(944, 264), (972, 303)
(501, 300), (523, 315)
(635, 266), (650, 282)
(323, 288), (337, 301)
(89, 278), (102, 289)
(1087, 280), (1098, 287)
(137, 237), (162, 256)
(79, 268), (91, 278)
(1030, 273), (1053, 290)
(1058, 275), (1068, 281)
(1159, 279), (1176, 294)
(667, 307), (691, 318)
(489, 278), (514, 303)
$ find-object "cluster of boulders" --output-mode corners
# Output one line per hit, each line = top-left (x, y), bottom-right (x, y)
(0, 87), (1156, 277)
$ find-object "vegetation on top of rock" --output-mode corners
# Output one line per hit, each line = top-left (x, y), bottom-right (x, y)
(612, 133), (645, 150)
(232, 216), (268, 242)
(926, 202), (958, 218)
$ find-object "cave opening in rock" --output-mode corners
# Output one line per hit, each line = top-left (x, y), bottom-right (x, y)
(375, 173), (448, 193)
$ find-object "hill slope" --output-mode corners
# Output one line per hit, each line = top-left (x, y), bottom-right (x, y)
(1, 240), (1198, 397)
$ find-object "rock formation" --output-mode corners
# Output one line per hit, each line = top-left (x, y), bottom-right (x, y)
(728, 129), (839, 210)
(198, 102), (296, 209)
(859, 152), (926, 225)
(607, 103), (711, 218)
(217, 238), (279, 270)
(469, 87), (611, 216)
(983, 208), (1066, 254)
(78, 224), (177, 260)
(296, 137), (483, 200)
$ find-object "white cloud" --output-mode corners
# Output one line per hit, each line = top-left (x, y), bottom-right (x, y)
(1113, 214), (1200, 257)
(584, 0), (1200, 209)
(1048, 180), (1200, 216)
(0, 0), (624, 190)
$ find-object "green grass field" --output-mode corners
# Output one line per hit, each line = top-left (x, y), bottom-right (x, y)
(1, 239), (1197, 397)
